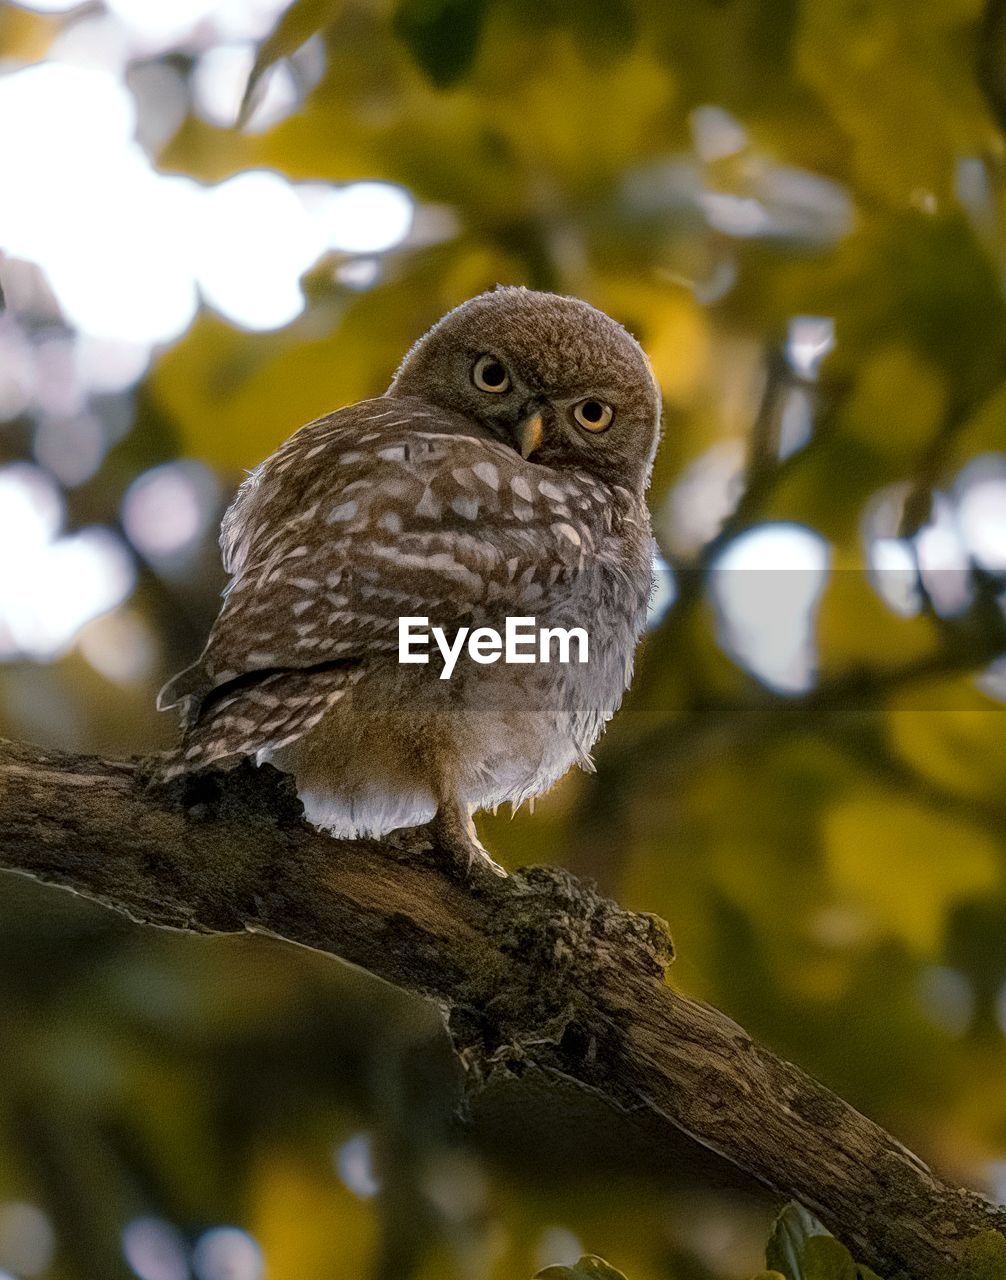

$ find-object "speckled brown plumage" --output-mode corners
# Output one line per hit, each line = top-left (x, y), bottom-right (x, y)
(159, 287), (662, 873)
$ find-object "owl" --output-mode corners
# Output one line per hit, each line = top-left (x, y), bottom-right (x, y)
(158, 287), (661, 876)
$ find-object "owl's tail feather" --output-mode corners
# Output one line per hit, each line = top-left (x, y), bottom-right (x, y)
(156, 659), (212, 721)
(151, 663), (363, 783)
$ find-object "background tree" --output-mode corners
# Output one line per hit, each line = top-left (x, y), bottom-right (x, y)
(0, 0), (1005, 1277)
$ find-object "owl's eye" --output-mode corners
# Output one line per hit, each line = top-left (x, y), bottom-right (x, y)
(572, 399), (614, 432)
(472, 354), (511, 393)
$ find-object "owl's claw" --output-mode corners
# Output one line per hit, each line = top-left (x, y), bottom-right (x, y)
(466, 842), (508, 880)
(384, 807), (507, 880)
(429, 803), (508, 881)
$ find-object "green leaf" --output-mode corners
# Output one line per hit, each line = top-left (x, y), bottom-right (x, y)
(535, 1256), (629, 1280)
(766, 1203), (832, 1280)
(238, 0), (343, 127)
(803, 1236), (858, 1280)
(565, 0), (637, 62)
(935, 1231), (1006, 1280)
(393, 0), (490, 87)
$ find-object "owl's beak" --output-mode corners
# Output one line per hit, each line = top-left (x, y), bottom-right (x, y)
(514, 411), (544, 459)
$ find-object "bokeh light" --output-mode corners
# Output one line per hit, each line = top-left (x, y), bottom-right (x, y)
(121, 460), (220, 565)
(0, 4), (1005, 1277)
(103, 0), (220, 47)
(868, 536), (921, 618)
(711, 523), (831, 693)
(0, 62), (199, 344)
(34, 411), (107, 487)
(194, 170), (325, 330)
(956, 454), (1006, 572)
(9, 0), (80, 11)
(96, 0), (293, 54)
(0, 464), (135, 659)
(422, 1151), (489, 1222)
(192, 42), (298, 130)
(78, 607), (159, 685)
(334, 1132), (381, 1199)
(121, 1217), (190, 1280)
(0, 463), (64, 551)
(662, 439), (746, 557)
(191, 1227), (264, 1280)
(978, 655), (1006, 703)
(0, 1202), (55, 1277)
(0, 60), (415, 343)
(915, 493), (972, 618)
(918, 966), (974, 1038)
(534, 1227), (584, 1271)
(306, 181), (416, 255)
(785, 316), (835, 381)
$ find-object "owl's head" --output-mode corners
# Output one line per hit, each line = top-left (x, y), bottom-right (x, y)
(389, 287), (662, 491)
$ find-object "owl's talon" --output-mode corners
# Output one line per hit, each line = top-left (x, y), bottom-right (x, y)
(468, 845), (508, 880)
(429, 804), (508, 881)
(381, 814), (505, 879)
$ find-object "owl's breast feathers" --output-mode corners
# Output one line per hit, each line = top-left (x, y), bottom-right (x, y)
(157, 397), (653, 777)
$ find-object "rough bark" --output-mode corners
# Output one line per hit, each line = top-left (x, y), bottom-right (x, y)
(0, 738), (1003, 1278)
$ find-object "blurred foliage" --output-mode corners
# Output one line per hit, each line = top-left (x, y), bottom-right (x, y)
(760, 1205), (883, 1280)
(537, 1256), (630, 1280)
(542, 1210), (1006, 1279)
(1, 0), (1006, 1278)
(938, 1233), (1006, 1280)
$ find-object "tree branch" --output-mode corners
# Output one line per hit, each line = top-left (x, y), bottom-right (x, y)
(979, 0), (1006, 136)
(1, 739), (1003, 1278)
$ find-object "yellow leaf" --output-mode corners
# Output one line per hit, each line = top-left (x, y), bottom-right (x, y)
(149, 283), (422, 472)
(888, 679), (1006, 802)
(839, 345), (946, 465)
(251, 1150), (374, 1280)
(240, 0), (344, 127)
(596, 280), (712, 409)
(824, 795), (999, 953)
(816, 547), (936, 671)
(797, 0), (987, 204)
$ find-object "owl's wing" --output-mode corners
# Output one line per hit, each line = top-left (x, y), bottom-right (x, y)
(157, 395), (621, 774)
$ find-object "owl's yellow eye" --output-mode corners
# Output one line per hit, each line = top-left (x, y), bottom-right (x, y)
(573, 399), (613, 432)
(472, 354), (511, 393)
